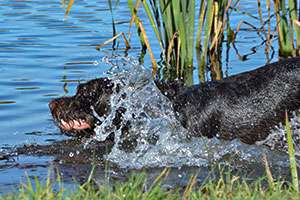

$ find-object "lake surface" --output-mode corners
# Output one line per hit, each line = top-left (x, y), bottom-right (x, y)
(0, 0), (283, 193)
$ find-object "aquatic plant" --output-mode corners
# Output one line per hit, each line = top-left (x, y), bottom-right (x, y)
(273, 0), (300, 57)
(262, 112), (300, 192)
(61, 0), (300, 82)
(285, 111), (299, 191)
(128, 0), (232, 84)
(61, 0), (74, 17)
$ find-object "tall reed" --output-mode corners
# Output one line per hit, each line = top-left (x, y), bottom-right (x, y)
(196, 0), (231, 82)
(285, 111), (299, 191)
(273, 0), (300, 57)
(129, 0), (231, 84)
(128, 0), (195, 84)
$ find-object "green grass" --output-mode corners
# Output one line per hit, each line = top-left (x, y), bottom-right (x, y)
(1, 169), (300, 200)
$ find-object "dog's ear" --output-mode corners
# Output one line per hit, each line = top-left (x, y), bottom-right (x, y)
(154, 80), (184, 99)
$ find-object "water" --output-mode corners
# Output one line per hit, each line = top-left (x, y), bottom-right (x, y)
(0, 0), (293, 193)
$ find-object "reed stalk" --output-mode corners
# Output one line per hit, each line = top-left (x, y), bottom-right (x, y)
(129, 0), (231, 83)
(127, 0), (196, 83)
(62, 0), (74, 17)
(273, 0), (300, 57)
(285, 111), (299, 192)
(262, 154), (275, 190)
(61, 0), (231, 83)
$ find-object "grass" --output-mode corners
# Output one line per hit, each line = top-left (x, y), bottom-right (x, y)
(1, 167), (300, 200)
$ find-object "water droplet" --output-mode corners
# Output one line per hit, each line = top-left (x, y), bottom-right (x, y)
(69, 152), (74, 157)
(93, 61), (99, 66)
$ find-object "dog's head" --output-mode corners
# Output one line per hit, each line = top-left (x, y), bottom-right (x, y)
(49, 78), (115, 137)
(49, 77), (185, 152)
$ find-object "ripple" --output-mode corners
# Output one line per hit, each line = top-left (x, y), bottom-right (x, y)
(15, 87), (40, 90)
(0, 101), (16, 105)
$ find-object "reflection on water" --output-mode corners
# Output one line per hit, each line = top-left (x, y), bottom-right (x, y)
(15, 87), (40, 90)
(0, 0), (283, 194)
(0, 101), (16, 105)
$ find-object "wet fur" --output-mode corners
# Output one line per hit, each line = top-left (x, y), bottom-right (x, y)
(49, 58), (300, 145)
(159, 58), (300, 144)
(49, 78), (115, 137)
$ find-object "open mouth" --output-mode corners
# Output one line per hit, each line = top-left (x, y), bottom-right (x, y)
(48, 77), (114, 137)
(49, 98), (95, 136)
(59, 119), (92, 131)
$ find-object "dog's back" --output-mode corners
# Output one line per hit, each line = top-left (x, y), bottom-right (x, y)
(170, 58), (300, 144)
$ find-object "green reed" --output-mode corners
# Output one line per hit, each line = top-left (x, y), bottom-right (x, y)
(274, 0), (300, 57)
(262, 112), (299, 192)
(62, 0), (300, 80)
(196, 0), (231, 82)
(285, 111), (299, 191)
(128, 0), (195, 84)
(128, 0), (231, 84)
(107, 0), (120, 49)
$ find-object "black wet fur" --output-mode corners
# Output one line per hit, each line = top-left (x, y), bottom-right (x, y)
(158, 57), (300, 144)
(49, 58), (300, 146)
(49, 78), (114, 137)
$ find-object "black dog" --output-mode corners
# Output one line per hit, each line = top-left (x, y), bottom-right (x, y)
(49, 58), (300, 145)
(49, 78), (116, 137)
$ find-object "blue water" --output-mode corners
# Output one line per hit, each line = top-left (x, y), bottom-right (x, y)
(0, 0), (280, 193)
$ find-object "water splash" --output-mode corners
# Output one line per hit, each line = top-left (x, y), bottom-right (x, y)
(257, 111), (300, 155)
(91, 60), (298, 169)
